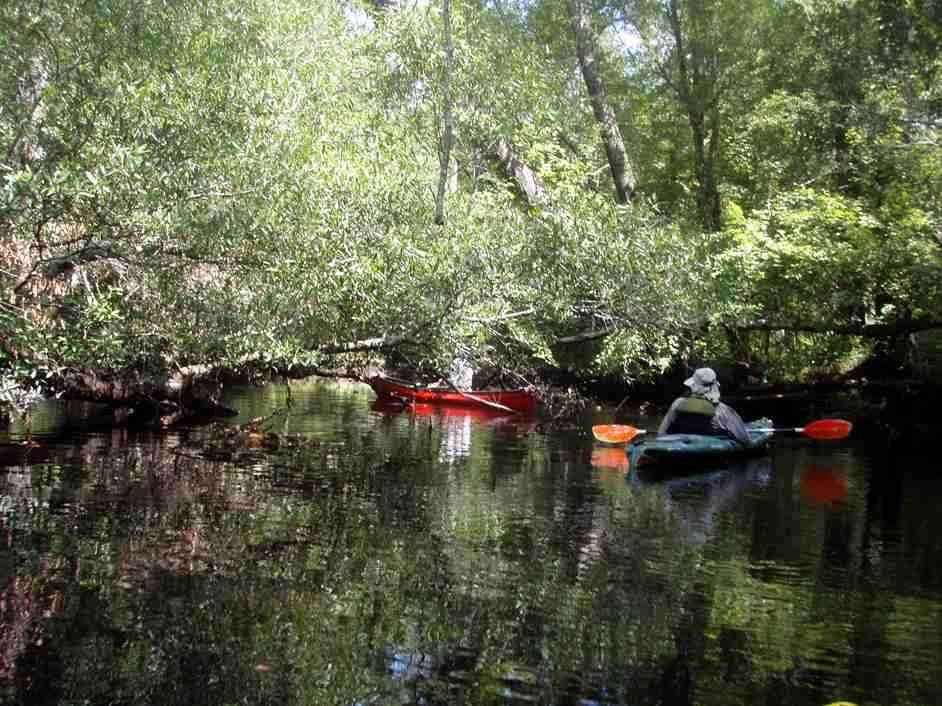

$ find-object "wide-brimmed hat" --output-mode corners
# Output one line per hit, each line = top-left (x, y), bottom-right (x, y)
(684, 367), (720, 403)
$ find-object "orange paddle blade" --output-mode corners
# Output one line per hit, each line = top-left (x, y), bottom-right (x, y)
(802, 419), (852, 440)
(592, 424), (644, 444)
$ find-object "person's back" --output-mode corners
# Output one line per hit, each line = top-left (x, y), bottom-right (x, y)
(430, 357), (474, 391)
(448, 357), (473, 391)
(658, 368), (754, 446)
(663, 396), (717, 435)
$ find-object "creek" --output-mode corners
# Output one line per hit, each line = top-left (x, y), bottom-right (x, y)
(1, 378), (939, 705)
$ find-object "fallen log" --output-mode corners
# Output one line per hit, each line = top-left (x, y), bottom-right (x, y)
(48, 366), (238, 427)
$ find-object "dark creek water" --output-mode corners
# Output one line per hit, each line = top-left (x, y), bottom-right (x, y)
(1, 379), (940, 706)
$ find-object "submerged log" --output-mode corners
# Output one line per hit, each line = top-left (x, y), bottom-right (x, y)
(49, 366), (238, 427)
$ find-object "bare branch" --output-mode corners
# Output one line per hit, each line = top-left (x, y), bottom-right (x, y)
(464, 308), (535, 323)
(737, 319), (942, 337)
(317, 333), (413, 354)
(554, 325), (617, 344)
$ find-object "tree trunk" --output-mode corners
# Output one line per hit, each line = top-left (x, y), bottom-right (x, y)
(567, 0), (635, 204)
(492, 138), (548, 207)
(49, 366), (238, 427)
(696, 107), (722, 231)
(668, 0), (721, 231)
(9, 56), (48, 167)
(434, 0), (455, 225)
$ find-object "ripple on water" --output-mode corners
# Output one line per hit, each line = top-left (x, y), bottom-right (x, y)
(4, 384), (942, 706)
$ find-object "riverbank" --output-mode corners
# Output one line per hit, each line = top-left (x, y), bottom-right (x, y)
(3, 358), (937, 456)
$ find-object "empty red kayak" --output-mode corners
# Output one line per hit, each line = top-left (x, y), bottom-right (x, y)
(367, 375), (537, 414)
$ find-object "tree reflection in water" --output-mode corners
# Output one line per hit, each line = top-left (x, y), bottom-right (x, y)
(0, 384), (938, 706)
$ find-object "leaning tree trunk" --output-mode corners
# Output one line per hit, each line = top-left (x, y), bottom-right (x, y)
(491, 138), (548, 208)
(567, 0), (636, 204)
(49, 365), (238, 427)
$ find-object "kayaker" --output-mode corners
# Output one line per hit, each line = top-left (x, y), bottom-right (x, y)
(430, 357), (474, 391)
(657, 367), (756, 446)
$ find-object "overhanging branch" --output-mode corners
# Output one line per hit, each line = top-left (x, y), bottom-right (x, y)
(737, 319), (942, 337)
(464, 308), (535, 323)
(554, 325), (617, 344)
(317, 332), (413, 354)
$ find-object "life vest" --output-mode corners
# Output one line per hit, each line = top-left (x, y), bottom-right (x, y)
(666, 396), (717, 435)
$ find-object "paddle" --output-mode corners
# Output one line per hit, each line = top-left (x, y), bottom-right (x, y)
(753, 418), (852, 439)
(592, 418), (852, 444)
(451, 386), (518, 414)
(431, 368), (520, 415)
(592, 424), (646, 444)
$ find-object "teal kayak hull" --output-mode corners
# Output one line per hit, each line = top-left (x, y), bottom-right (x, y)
(628, 419), (773, 472)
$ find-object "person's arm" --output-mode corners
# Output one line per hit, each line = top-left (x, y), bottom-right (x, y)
(714, 403), (753, 446)
(657, 398), (682, 435)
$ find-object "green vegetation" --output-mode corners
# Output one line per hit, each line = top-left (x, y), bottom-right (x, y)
(2, 0), (940, 415)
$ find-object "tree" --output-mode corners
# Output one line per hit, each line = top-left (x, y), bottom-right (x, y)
(567, 0), (636, 203)
(627, 0), (767, 230)
(434, 0), (456, 225)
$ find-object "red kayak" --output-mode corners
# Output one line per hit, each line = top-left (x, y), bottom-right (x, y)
(366, 375), (537, 414)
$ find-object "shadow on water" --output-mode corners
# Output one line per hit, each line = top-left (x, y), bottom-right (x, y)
(1, 379), (941, 705)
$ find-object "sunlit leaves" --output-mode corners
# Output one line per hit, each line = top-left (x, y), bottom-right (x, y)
(2, 0), (940, 391)
(707, 186), (942, 379)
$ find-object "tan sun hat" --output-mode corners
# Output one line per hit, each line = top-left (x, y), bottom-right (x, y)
(684, 367), (721, 403)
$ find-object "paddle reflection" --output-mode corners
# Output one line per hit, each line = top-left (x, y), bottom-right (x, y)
(590, 445), (630, 471)
(800, 467), (847, 507)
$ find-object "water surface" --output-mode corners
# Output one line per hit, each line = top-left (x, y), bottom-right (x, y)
(1, 379), (939, 705)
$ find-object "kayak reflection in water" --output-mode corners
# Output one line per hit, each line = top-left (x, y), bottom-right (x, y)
(658, 368), (758, 447)
(633, 457), (774, 549)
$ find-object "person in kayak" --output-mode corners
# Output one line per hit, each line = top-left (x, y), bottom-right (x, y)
(657, 367), (757, 446)
(430, 357), (474, 391)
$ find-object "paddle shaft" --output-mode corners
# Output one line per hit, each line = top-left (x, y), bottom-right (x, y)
(451, 386), (518, 414)
(752, 418), (851, 439)
(754, 426), (811, 433)
(383, 378), (518, 414)
(431, 368), (519, 414)
(592, 418), (851, 443)
(418, 377), (519, 414)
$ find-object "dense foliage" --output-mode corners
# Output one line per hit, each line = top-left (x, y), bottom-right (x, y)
(2, 0), (940, 413)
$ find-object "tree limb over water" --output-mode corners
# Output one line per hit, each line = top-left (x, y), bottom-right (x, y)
(738, 319), (942, 337)
(317, 332), (414, 354)
(554, 325), (618, 344)
(552, 316), (942, 347)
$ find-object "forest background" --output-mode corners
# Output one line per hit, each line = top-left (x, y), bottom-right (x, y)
(1, 0), (940, 421)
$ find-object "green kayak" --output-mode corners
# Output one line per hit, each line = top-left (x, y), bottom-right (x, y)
(627, 418), (774, 471)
